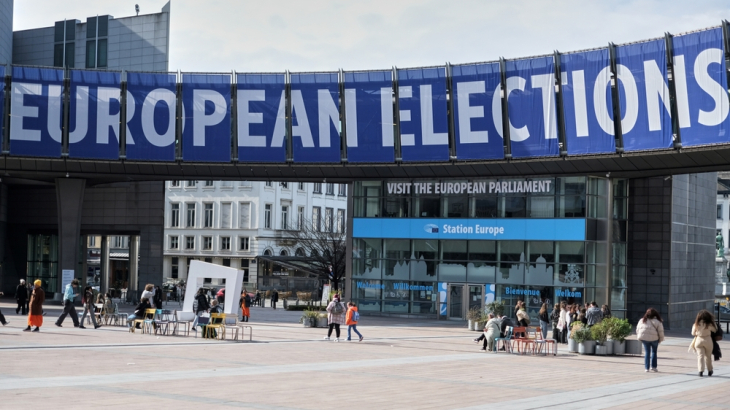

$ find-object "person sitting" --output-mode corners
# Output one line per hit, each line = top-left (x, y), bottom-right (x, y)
(127, 298), (151, 329)
(209, 299), (223, 314)
(482, 313), (501, 352)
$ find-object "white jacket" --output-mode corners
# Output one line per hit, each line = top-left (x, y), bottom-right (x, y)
(636, 318), (665, 342)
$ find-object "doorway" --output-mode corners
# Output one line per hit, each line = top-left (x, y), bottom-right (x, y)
(447, 284), (484, 320)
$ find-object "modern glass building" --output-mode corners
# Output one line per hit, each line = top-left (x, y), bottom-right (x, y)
(348, 177), (629, 322)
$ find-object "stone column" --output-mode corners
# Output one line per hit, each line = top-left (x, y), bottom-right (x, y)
(101, 236), (110, 294)
(55, 178), (85, 294)
(129, 235), (139, 293)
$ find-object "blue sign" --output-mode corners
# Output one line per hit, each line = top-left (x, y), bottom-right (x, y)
(452, 63), (505, 160)
(616, 39), (673, 151)
(67, 70), (121, 160)
(438, 282), (447, 316)
(560, 49), (616, 154)
(344, 71), (395, 163)
(290, 73), (341, 162)
(0, 66), (4, 145)
(9, 67), (64, 157)
(125, 72), (177, 161)
(398, 67), (450, 161)
(672, 27), (730, 146)
(505, 56), (559, 158)
(237, 73), (286, 163)
(352, 218), (586, 241)
(182, 73), (231, 162)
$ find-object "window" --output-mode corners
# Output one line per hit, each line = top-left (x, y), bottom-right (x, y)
(264, 204), (272, 229)
(53, 20), (75, 68)
(204, 203), (213, 228)
(281, 205), (289, 230)
(240, 181), (252, 188)
(171, 203), (180, 227)
(205, 181), (214, 187)
(337, 209), (345, 233)
(220, 237), (231, 251)
(221, 181), (233, 188)
(202, 236), (212, 250)
(186, 181), (197, 187)
(239, 237), (250, 251)
(96, 38), (107, 68)
(221, 203), (231, 228)
(326, 183), (334, 195)
(265, 181), (273, 187)
(186, 203), (196, 227)
(313, 183), (322, 193)
(85, 40), (96, 68)
(169, 236), (179, 250)
(239, 202), (251, 228)
(170, 180), (180, 187)
(325, 208), (333, 232)
(298, 206), (305, 230)
(222, 258), (231, 267)
(719, 204), (723, 220)
(280, 249), (289, 256)
(298, 182), (305, 191)
(111, 236), (128, 248)
(338, 184), (346, 196)
(241, 259), (250, 282)
(312, 207), (321, 231)
(171, 257), (179, 279)
(296, 248), (306, 256)
(185, 236), (195, 250)
(281, 182), (289, 189)
(88, 236), (96, 247)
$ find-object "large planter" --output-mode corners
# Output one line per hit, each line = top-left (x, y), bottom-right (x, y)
(595, 344), (607, 355)
(302, 318), (316, 327)
(604, 340), (614, 355)
(612, 340), (626, 355)
(474, 321), (486, 331)
(578, 340), (596, 355)
(316, 317), (329, 328)
(625, 339), (643, 355)
(468, 320), (474, 330)
(568, 338), (578, 353)
(595, 342), (613, 355)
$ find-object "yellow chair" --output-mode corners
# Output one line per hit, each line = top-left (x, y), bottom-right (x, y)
(129, 309), (156, 334)
(205, 313), (226, 339)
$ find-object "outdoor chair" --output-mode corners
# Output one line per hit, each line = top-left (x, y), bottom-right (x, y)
(494, 326), (514, 353)
(511, 326), (527, 353)
(194, 316), (210, 338)
(175, 311), (194, 337)
(534, 327), (558, 356)
(129, 309), (155, 333)
(204, 313), (226, 339)
(154, 309), (177, 336)
(142, 309), (157, 334)
(519, 327), (539, 355)
(112, 303), (126, 326)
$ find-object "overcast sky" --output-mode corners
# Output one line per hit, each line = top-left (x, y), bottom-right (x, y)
(12, 0), (730, 72)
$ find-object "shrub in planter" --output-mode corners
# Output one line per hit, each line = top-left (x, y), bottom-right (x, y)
(300, 309), (319, 327)
(574, 328), (595, 355)
(316, 313), (329, 328)
(567, 322), (584, 353)
(485, 301), (505, 317)
(591, 322), (613, 355)
(604, 317), (632, 355)
(466, 306), (482, 330)
(286, 305), (326, 311)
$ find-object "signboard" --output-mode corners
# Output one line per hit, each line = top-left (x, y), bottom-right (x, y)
(61, 269), (75, 290)
(321, 284), (331, 304)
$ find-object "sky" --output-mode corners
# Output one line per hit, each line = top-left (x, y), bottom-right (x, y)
(12, 0), (730, 72)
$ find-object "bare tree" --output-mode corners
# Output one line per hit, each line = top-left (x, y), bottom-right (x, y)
(287, 216), (347, 291)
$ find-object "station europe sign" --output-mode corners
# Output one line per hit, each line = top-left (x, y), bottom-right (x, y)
(3, 26), (729, 162)
(386, 179), (553, 195)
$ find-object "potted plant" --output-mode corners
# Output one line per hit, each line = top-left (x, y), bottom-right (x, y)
(300, 309), (318, 327)
(605, 317), (632, 355)
(316, 313), (329, 328)
(575, 328), (595, 355)
(485, 300), (505, 317)
(466, 306), (482, 330)
(568, 322), (584, 353)
(592, 321), (613, 355)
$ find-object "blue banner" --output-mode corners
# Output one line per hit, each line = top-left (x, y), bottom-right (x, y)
(344, 71), (395, 163)
(9, 67), (64, 157)
(672, 27), (730, 146)
(182, 74), (231, 162)
(0, 66), (4, 146)
(67, 70), (121, 159)
(397, 67), (450, 161)
(560, 49), (616, 154)
(505, 57), (559, 158)
(290, 73), (341, 162)
(125, 72), (177, 161)
(616, 39), (673, 151)
(452, 62), (505, 160)
(237, 73), (286, 163)
(352, 218), (586, 241)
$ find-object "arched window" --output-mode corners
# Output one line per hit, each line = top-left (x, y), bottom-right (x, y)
(295, 248), (306, 257)
(280, 249), (289, 256)
(263, 249), (272, 256)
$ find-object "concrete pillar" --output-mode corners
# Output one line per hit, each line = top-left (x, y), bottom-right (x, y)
(101, 236), (110, 294)
(55, 178), (85, 293)
(129, 235), (139, 293)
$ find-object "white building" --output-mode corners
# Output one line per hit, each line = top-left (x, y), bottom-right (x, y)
(163, 180), (348, 287)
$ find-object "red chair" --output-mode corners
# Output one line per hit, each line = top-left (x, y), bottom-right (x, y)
(511, 326), (527, 353)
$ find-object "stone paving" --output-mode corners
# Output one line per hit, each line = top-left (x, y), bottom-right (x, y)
(1, 299), (729, 409)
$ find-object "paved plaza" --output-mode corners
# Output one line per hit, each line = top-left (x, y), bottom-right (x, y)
(1, 300), (729, 410)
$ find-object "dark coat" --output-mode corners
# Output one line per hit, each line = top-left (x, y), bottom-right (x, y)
(15, 284), (28, 301)
(271, 290), (279, 302)
(712, 327), (723, 361)
(195, 294), (209, 313)
(29, 287), (45, 315)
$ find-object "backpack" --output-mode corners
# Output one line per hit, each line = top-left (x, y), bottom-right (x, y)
(352, 310), (360, 322)
(332, 301), (345, 315)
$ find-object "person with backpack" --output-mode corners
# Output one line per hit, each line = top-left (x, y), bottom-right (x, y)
(345, 301), (363, 342)
(324, 294), (346, 342)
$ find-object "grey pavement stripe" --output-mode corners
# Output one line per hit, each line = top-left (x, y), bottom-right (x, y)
(0, 352), (500, 391)
(456, 367), (730, 410)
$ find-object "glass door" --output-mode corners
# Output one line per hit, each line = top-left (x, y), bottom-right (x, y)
(448, 285), (464, 319)
(468, 285), (483, 313)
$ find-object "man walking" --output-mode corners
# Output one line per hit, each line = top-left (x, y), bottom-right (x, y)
(270, 289), (279, 309)
(55, 279), (81, 328)
(24, 280), (44, 332)
(15, 279), (28, 315)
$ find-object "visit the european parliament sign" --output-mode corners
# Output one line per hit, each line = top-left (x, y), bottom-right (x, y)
(5, 26), (730, 162)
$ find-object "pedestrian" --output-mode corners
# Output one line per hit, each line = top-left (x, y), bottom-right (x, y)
(601, 304), (612, 319)
(345, 301), (363, 342)
(636, 308), (665, 373)
(324, 294), (346, 342)
(586, 301), (603, 327)
(23, 280), (44, 332)
(240, 289), (251, 322)
(15, 279), (28, 315)
(549, 303), (561, 341)
(0, 291), (7, 325)
(578, 308), (588, 325)
(216, 288), (225, 305)
(558, 301), (568, 344)
(254, 291), (262, 307)
(141, 284), (155, 305)
(538, 303), (550, 340)
(194, 288), (209, 316)
(79, 285), (101, 329)
(271, 289), (279, 309)
(55, 279), (81, 328)
(689, 309), (717, 377)
(153, 285), (163, 309)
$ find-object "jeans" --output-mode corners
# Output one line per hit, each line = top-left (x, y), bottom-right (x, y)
(642, 340), (659, 370)
(80, 303), (98, 327)
(347, 325), (362, 340)
(539, 320), (549, 340)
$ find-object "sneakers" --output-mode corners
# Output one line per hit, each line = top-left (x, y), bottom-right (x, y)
(346, 338), (351, 341)
(645, 369), (649, 372)
(32, 327), (39, 332)
(323, 336), (330, 340)
(359, 336), (363, 342)
(473, 338), (479, 344)
(335, 338), (339, 342)
(1, 322), (7, 326)
(650, 368), (658, 373)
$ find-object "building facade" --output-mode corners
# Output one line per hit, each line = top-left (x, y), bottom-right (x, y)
(345, 174), (716, 329)
(163, 180), (347, 289)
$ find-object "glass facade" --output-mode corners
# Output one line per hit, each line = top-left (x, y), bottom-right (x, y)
(350, 177), (627, 320)
(27, 234), (59, 292)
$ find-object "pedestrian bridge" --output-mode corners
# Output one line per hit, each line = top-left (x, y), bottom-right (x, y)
(2, 23), (730, 184)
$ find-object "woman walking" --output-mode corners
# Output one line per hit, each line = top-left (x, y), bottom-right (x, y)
(689, 309), (717, 377)
(345, 302), (363, 342)
(80, 285), (101, 329)
(194, 288), (210, 317)
(538, 303), (549, 340)
(324, 294), (346, 342)
(23, 280), (44, 332)
(636, 308), (665, 372)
